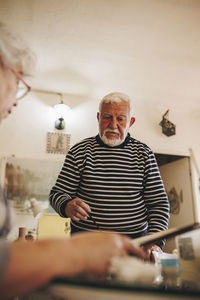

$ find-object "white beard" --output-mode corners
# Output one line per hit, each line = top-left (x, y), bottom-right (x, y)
(99, 128), (128, 147)
(101, 135), (122, 147)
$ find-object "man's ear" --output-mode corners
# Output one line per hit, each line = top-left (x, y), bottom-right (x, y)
(97, 112), (100, 122)
(129, 117), (135, 128)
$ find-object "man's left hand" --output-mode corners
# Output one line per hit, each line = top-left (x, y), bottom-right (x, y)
(143, 244), (162, 262)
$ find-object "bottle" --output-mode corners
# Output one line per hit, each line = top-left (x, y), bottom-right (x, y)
(16, 227), (26, 241)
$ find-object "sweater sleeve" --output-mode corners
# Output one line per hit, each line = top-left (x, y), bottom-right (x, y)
(49, 151), (81, 217)
(143, 150), (170, 246)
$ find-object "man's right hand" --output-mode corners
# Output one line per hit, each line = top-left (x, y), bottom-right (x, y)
(65, 198), (91, 221)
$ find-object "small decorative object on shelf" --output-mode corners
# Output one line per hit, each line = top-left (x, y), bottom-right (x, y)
(25, 230), (35, 242)
(159, 110), (176, 137)
(64, 221), (71, 236)
(16, 227), (26, 241)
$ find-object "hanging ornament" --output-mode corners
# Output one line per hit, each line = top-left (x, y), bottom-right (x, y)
(159, 110), (176, 137)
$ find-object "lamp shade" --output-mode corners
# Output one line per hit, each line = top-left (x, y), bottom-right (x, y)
(54, 103), (70, 115)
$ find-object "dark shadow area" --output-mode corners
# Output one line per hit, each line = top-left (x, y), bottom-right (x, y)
(155, 153), (187, 167)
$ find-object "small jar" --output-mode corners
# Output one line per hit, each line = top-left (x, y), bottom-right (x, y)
(25, 230), (34, 242)
(17, 227), (26, 241)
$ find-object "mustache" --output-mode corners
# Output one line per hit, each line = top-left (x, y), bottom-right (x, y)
(103, 129), (120, 134)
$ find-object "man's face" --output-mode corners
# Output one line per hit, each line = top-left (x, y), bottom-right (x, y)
(0, 62), (18, 122)
(97, 101), (135, 146)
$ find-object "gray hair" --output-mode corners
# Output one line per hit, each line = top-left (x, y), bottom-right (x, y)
(99, 92), (133, 115)
(0, 22), (36, 75)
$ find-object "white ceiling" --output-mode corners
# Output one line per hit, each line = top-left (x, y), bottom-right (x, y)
(0, 0), (200, 111)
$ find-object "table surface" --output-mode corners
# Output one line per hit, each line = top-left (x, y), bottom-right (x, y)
(46, 273), (200, 300)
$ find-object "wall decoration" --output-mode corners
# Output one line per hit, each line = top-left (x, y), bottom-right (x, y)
(3, 157), (63, 215)
(46, 132), (70, 154)
(159, 109), (176, 137)
(167, 187), (183, 215)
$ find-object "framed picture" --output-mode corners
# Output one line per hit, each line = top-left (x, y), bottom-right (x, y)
(46, 132), (71, 154)
(3, 156), (63, 215)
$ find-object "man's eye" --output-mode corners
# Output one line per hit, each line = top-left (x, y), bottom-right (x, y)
(103, 116), (111, 120)
(118, 117), (126, 122)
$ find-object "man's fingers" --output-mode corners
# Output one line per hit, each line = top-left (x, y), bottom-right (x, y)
(76, 199), (91, 213)
(68, 208), (85, 220)
(76, 212), (87, 220)
(143, 244), (162, 262)
(76, 206), (89, 218)
(71, 215), (80, 222)
(67, 198), (91, 220)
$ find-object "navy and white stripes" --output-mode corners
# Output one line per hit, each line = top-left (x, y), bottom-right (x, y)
(49, 134), (169, 239)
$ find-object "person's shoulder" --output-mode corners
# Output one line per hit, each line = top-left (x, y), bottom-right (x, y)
(128, 136), (153, 154)
(70, 136), (97, 153)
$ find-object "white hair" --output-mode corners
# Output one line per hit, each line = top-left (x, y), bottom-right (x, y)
(99, 92), (133, 115)
(0, 22), (36, 75)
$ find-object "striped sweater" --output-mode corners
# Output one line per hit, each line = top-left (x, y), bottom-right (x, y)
(49, 134), (169, 241)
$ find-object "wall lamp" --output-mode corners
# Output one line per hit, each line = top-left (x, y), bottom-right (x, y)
(54, 93), (69, 130)
(31, 89), (70, 130)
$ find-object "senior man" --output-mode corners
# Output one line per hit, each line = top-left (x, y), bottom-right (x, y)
(49, 92), (170, 253)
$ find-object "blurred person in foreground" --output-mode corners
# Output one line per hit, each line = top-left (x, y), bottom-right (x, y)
(0, 23), (146, 300)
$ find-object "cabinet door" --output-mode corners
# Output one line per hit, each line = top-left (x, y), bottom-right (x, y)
(159, 157), (195, 252)
(189, 157), (200, 223)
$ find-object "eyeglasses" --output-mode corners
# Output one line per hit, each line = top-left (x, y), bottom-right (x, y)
(9, 67), (31, 100)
